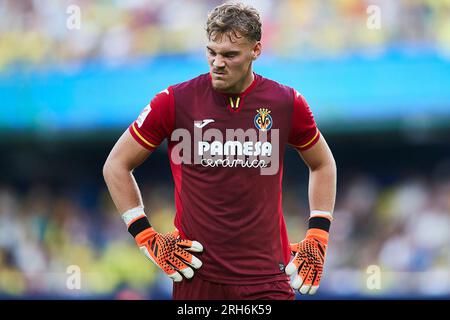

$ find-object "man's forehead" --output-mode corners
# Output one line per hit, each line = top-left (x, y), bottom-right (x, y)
(207, 32), (252, 51)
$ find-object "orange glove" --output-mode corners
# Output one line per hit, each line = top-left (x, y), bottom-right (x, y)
(285, 213), (331, 295)
(123, 207), (203, 282)
(135, 227), (203, 282)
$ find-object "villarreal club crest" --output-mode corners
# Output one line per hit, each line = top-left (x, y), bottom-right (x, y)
(254, 108), (273, 131)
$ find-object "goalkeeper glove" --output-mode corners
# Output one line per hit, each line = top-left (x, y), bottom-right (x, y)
(285, 211), (332, 295)
(122, 207), (203, 282)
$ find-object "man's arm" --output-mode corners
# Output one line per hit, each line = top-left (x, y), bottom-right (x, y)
(103, 129), (151, 214)
(298, 134), (337, 214)
(103, 129), (203, 282)
(285, 133), (336, 295)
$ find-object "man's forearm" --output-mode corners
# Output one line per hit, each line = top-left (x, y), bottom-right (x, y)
(103, 161), (144, 214)
(308, 161), (337, 214)
(286, 155), (336, 295)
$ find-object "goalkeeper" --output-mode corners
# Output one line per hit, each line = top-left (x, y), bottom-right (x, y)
(103, 1), (336, 300)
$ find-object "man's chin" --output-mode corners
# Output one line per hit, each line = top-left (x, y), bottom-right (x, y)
(211, 79), (230, 92)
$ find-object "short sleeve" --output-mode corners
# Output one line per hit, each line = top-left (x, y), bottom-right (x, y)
(129, 87), (175, 150)
(288, 89), (320, 151)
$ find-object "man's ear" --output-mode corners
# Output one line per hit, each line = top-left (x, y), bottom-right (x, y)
(252, 42), (262, 60)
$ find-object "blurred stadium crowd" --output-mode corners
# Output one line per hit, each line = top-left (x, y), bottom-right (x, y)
(0, 158), (449, 298)
(1, 0), (450, 70)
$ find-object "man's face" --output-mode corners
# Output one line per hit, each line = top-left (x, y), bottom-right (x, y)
(207, 32), (261, 93)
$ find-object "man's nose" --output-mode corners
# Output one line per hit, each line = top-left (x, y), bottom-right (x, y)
(213, 56), (225, 68)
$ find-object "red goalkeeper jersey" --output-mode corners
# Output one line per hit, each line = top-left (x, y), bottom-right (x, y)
(129, 73), (320, 284)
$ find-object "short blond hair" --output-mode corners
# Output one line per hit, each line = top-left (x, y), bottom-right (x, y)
(206, 2), (262, 42)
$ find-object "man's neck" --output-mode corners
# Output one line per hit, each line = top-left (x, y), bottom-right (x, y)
(224, 70), (255, 95)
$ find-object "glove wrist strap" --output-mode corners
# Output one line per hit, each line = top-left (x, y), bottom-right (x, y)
(308, 216), (331, 232)
(121, 206), (153, 238)
(307, 210), (332, 245)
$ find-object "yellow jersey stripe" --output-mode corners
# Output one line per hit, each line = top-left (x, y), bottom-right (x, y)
(229, 97), (235, 109)
(132, 123), (158, 149)
(296, 129), (319, 149)
(229, 97), (241, 109)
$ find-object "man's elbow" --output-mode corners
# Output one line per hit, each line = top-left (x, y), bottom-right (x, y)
(310, 154), (336, 179)
(103, 156), (120, 184)
(325, 152), (337, 180)
(329, 153), (337, 173)
(102, 158), (113, 183)
(103, 156), (133, 183)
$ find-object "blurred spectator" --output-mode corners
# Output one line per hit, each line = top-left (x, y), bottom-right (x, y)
(0, 158), (449, 298)
(1, 0), (450, 70)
